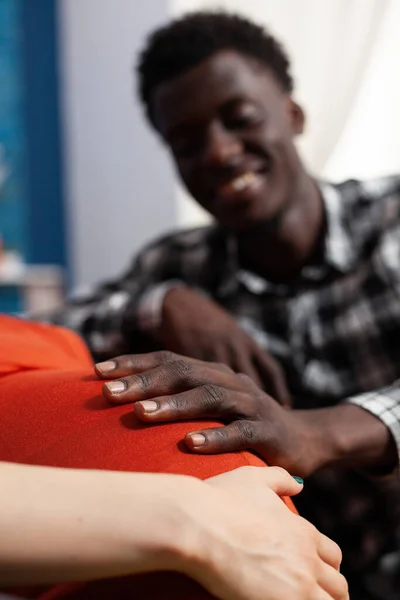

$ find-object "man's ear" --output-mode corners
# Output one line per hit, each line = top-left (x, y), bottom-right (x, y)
(287, 99), (305, 136)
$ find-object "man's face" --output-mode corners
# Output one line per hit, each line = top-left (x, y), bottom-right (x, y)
(152, 50), (305, 232)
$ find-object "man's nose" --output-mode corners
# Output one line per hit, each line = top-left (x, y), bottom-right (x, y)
(202, 123), (242, 166)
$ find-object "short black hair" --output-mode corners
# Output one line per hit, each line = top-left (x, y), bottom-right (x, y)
(137, 11), (294, 126)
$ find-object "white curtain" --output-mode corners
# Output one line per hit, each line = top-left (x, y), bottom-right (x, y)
(323, 0), (400, 180)
(170, 0), (399, 226)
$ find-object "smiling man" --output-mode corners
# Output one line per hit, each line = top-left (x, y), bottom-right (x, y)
(41, 11), (400, 600)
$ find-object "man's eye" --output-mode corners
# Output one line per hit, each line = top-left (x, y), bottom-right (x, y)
(228, 111), (262, 129)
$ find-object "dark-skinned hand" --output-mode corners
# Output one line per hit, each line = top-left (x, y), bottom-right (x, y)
(156, 287), (291, 406)
(96, 351), (331, 478)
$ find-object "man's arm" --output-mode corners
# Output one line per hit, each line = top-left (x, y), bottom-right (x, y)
(291, 401), (398, 475)
(96, 352), (400, 478)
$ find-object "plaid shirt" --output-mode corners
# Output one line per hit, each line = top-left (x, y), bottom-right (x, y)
(44, 175), (400, 598)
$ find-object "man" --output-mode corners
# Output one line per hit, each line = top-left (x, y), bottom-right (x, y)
(44, 12), (400, 600)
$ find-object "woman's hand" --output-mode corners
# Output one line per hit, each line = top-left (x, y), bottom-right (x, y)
(183, 466), (348, 600)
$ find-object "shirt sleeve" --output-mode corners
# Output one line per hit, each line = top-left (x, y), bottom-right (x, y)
(347, 382), (400, 464)
(345, 196), (400, 467)
(136, 280), (187, 332)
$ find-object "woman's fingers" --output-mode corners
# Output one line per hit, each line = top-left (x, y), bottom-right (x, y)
(316, 530), (343, 571)
(317, 562), (349, 600)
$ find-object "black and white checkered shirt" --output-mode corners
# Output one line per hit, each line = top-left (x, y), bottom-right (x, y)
(45, 175), (400, 599)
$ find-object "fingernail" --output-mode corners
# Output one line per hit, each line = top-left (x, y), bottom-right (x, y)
(138, 400), (158, 413)
(96, 361), (116, 374)
(105, 380), (126, 394)
(292, 476), (304, 484)
(188, 433), (206, 447)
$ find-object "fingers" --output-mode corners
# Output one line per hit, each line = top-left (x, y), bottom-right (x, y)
(95, 351), (187, 379)
(102, 359), (246, 405)
(253, 349), (292, 407)
(134, 386), (247, 422)
(95, 351), (233, 380)
(212, 345), (234, 370)
(312, 590), (340, 600)
(247, 466), (304, 496)
(317, 563), (349, 600)
(232, 351), (264, 388)
(206, 466), (303, 499)
(316, 531), (343, 571)
(252, 466), (304, 496)
(185, 420), (261, 454)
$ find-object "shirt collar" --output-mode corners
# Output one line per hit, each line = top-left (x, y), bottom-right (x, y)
(217, 180), (358, 296)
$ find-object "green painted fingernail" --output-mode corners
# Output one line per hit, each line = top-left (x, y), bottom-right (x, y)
(293, 476), (304, 484)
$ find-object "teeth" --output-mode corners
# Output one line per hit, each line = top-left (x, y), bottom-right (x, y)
(218, 171), (260, 197)
(231, 172), (256, 191)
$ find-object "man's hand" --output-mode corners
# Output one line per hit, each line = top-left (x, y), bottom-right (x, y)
(157, 287), (291, 406)
(97, 351), (397, 477)
(96, 352), (329, 477)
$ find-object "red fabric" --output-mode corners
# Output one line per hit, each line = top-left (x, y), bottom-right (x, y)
(0, 314), (92, 376)
(0, 316), (296, 599)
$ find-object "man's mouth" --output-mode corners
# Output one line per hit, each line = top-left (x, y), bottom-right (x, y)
(217, 171), (264, 199)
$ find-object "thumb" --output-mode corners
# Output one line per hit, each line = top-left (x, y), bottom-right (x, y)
(206, 465), (304, 498)
(258, 466), (304, 496)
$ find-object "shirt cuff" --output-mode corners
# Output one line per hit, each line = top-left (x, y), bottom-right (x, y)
(137, 280), (186, 332)
(347, 383), (400, 468)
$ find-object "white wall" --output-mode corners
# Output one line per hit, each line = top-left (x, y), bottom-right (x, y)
(324, 0), (400, 180)
(59, 0), (175, 287)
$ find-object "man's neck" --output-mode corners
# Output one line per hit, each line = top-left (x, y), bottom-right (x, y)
(236, 177), (325, 283)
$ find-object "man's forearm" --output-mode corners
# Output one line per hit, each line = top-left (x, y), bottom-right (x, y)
(299, 404), (398, 474)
